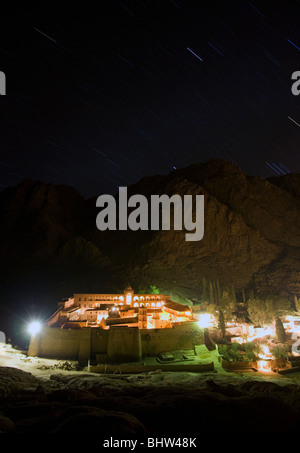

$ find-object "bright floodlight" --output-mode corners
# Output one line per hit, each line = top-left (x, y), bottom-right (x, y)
(197, 313), (212, 328)
(27, 321), (42, 337)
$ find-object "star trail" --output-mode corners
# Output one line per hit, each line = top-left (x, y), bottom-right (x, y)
(0, 0), (300, 197)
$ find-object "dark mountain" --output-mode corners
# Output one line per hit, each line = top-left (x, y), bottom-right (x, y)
(0, 159), (299, 343)
(102, 159), (300, 303)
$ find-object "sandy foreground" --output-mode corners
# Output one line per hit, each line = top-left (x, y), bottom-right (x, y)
(0, 343), (83, 377)
(1, 342), (300, 384)
(1, 343), (300, 435)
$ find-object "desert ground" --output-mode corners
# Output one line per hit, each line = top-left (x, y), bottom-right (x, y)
(0, 343), (300, 436)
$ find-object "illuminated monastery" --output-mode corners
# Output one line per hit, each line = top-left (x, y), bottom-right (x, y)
(47, 286), (194, 330)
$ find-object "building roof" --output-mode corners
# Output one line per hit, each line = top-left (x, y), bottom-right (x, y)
(63, 305), (80, 313)
(85, 304), (111, 311)
(105, 316), (138, 326)
(164, 301), (191, 313)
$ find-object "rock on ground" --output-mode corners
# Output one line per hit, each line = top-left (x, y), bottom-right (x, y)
(0, 366), (300, 433)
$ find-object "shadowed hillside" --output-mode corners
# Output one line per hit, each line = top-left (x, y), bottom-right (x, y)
(0, 159), (299, 343)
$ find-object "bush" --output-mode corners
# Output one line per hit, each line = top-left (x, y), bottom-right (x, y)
(272, 344), (289, 360)
(244, 342), (260, 361)
(219, 343), (242, 361)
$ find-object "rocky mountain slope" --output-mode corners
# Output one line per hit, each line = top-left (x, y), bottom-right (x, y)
(0, 159), (299, 335)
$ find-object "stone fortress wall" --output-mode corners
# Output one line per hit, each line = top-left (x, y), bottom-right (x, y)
(28, 322), (206, 363)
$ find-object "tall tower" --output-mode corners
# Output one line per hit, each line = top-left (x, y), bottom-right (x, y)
(124, 286), (134, 306)
(138, 307), (147, 329)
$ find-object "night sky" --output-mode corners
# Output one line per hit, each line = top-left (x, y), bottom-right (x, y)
(1, 0), (300, 198)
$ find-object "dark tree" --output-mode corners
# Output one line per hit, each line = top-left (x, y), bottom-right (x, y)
(242, 288), (246, 304)
(218, 309), (226, 341)
(202, 277), (207, 302)
(275, 316), (286, 343)
(209, 281), (214, 304)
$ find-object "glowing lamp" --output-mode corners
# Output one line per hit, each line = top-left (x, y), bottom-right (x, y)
(197, 313), (212, 328)
(27, 321), (42, 337)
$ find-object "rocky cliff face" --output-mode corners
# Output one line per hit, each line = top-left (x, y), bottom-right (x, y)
(0, 159), (299, 320)
(129, 160), (300, 302)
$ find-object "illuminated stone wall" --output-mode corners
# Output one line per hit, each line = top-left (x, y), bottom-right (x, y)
(28, 322), (205, 362)
(28, 326), (82, 359)
(140, 323), (205, 356)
